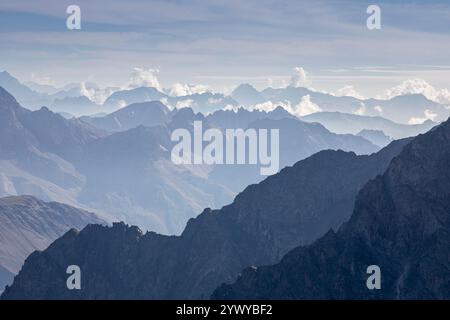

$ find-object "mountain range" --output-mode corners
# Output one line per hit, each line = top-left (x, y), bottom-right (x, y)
(1, 78), (448, 300)
(0, 87), (234, 234)
(2, 71), (449, 125)
(232, 83), (450, 124)
(213, 117), (450, 299)
(0, 85), (382, 234)
(301, 111), (436, 140)
(0, 134), (410, 299)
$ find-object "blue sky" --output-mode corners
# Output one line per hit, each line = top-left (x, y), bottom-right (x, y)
(1, 0), (450, 97)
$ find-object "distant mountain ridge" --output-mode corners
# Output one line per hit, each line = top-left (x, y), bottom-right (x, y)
(357, 129), (392, 148)
(2, 71), (449, 124)
(80, 101), (173, 132)
(302, 111), (436, 139)
(0, 87), (237, 234)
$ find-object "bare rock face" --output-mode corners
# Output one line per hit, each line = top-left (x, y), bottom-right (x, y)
(1, 137), (409, 299)
(0, 195), (105, 293)
(212, 118), (450, 300)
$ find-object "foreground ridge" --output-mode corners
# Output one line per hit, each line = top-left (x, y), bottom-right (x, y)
(213, 119), (450, 299)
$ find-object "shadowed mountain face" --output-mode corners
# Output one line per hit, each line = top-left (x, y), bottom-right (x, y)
(0, 137), (410, 300)
(0, 265), (13, 295)
(212, 118), (450, 300)
(0, 195), (105, 293)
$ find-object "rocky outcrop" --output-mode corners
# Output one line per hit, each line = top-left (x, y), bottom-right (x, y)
(0, 195), (105, 292)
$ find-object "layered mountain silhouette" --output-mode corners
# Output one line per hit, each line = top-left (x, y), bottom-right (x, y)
(0, 195), (104, 293)
(2, 71), (449, 125)
(81, 101), (173, 132)
(0, 86), (104, 201)
(0, 71), (43, 107)
(0, 86), (383, 234)
(1, 136), (410, 299)
(103, 87), (166, 111)
(233, 85), (450, 125)
(231, 84), (267, 106)
(75, 124), (234, 234)
(213, 118), (450, 299)
(0, 87), (236, 234)
(302, 111), (436, 139)
(357, 129), (392, 148)
(209, 116), (379, 192)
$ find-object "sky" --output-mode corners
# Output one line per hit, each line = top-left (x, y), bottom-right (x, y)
(1, 0), (450, 98)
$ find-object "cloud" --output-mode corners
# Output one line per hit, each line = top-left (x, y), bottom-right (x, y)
(116, 99), (127, 109)
(175, 99), (194, 109)
(223, 104), (242, 112)
(169, 83), (209, 96)
(291, 95), (322, 116)
(253, 101), (280, 113)
(335, 85), (364, 99)
(128, 67), (161, 90)
(207, 97), (223, 104)
(354, 103), (366, 116)
(252, 95), (321, 117)
(289, 67), (310, 88)
(385, 79), (450, 105)
(374, 105), (383, 114)
(408, 109), (437, 124)
(30, 73), (55, 86)
(80, 82), (114, 104)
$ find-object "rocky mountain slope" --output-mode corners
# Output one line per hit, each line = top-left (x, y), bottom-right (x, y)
(212, 118), (450, 299)
(0, 195), (105, 293)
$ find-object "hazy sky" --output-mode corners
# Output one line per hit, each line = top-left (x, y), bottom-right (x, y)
(1, 0), (450, 97)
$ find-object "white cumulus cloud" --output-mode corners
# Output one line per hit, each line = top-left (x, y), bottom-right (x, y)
(253, 101), (280, 113)
(30, 73), (56, 86)
(289, 67), (311, 88)
(80, 82), (114, 104)
(408, 109), (437, 125)
(374, 105), (383, 114)
(385, 79), (450, 105)
(292, 95), (322, 116)
(335, 85), (364, 100)
(169, 83), (209, 97)
(175, 99), (194, 109)
(354, 103), (367, 116)
(128, 67), (161, 90)
(252, 95), (321, 117)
